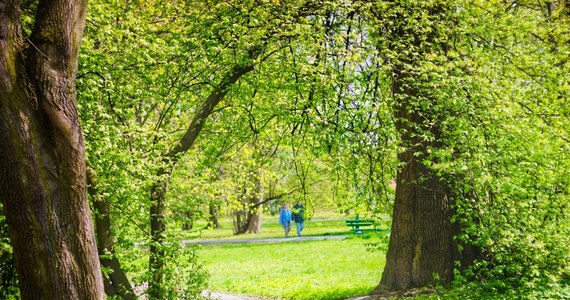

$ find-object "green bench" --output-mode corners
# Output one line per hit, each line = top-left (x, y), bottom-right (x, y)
(345, 219), (380, 235)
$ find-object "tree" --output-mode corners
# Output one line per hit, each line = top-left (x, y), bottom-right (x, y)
(143, 1), (331, 296)
(71, 0), (568, 297)
(71, 0), (566, 297)
(78, 0), (334, 297)
(368, 0), (479, 292)
(0, 0), (104, 298)
(442, 1), (570, 296)
(362, 0), (570, 295)
(148, 60), (256, 297)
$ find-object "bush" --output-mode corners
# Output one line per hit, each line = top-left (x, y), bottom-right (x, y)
(452, 179), (570, 299)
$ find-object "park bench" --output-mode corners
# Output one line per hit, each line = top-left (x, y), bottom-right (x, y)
(345, 219), (381, 235)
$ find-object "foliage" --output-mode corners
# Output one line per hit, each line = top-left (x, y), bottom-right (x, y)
(132, 238), (208, 299)
(0, 205), (19, 299)
(78, 0), (214, 297)
(78, 0), (352, 296)
(414, 0), (570, 297)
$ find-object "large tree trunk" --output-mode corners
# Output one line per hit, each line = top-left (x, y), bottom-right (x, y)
(377, 135), (457, 289)
(0, 1), (104, 298)
(371, 1), (477, 292)
(378, 72), (479, 292)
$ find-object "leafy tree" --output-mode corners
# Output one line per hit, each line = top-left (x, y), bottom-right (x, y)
(79, 0), (211, 297)
(140, 1), (333, 296)
(0, 0), (104, 298)
(79, 0), (335, 297)
(360, 0), (570, 296)
(364, 1), (480, 291)
(442, 1), (570, 297)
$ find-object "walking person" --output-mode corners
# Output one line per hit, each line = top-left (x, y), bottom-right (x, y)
(279, 203), (292, 238)
(292, 201), (305, 237)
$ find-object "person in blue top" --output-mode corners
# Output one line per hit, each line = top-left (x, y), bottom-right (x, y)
(278, 203), (292, 238)
(292, 201), (305, 237)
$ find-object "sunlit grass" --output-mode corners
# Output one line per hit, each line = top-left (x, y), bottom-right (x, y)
(197, 236), (386, 300)
(124, 211), (389, 299)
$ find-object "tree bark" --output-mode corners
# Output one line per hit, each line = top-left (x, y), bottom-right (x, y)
(246, 173), (263, 234)
(377, 122), (456, 289)
(207, 203), (221, 229)
(246, 199), (263, 234)
(371, 1), (478, 292)
(0, 1), (104, 298)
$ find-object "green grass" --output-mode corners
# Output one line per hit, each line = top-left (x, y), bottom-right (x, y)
(197, 237), (385, 300)
(191, 214), (388, 300)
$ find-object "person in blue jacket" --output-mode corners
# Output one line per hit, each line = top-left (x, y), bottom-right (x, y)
(279, 203), (292, 238)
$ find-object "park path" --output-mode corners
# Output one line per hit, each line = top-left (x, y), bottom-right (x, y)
(183, 234), (348, 245)
(202, 291), (380, 300)
(202, 291), (265, 300)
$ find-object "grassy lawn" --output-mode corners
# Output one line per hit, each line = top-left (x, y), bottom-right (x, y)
(197, 237), (385, 300)
(190, 213), (388, 299)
